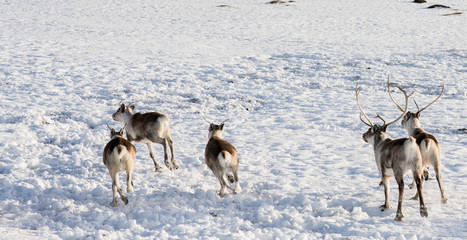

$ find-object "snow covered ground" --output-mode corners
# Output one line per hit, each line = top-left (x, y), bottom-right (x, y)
(1, 0), (466, 239)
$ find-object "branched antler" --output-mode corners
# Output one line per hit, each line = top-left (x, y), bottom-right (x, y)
(355, 84), (374, 127)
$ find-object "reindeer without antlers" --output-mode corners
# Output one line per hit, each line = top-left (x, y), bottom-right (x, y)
(204, 118), (241, 197)
(356, 84), (428, 221)
(103, 124), (137, 207)
(112, 102), (178, 172)
(387, 79), (447, 204)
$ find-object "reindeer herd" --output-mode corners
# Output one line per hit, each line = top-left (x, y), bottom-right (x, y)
(102, 78), (447, 221)
(356, 78), (446, 221)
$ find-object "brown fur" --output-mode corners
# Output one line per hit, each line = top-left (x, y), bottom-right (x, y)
(363, 125), (428, 221)
(112, 103), (177, 172)
(204, 123), (241, 197)
(103, 133), (137, 207)
(403, 114), (447, 203)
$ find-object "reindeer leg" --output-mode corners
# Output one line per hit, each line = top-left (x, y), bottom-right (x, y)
(217, 176), (227, 198)
(414, 172), (428, 217)
(380, 175), (391, 211)
(110, 173), (119, 207)
(166, 135), (178, 169)
(232, 167), (242, 194)
(433, 164), (448, 204)
(161, 138), (174, 170)
(410, 173), (420, 200)
(147, 142), (162, 172)
(115, 173), (129, 205)
(126, 170), (134, 193)
(394, 174), (404, 221)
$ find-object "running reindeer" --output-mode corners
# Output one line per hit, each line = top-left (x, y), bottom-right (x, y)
(204, 118), (241, 197)
(103, 125), (137, 207)
(387, 79), (448, 204)
(112, 102), (178, 172)
(356, 84), (428, 221)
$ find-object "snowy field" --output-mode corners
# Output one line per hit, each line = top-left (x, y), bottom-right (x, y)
(1, 0), (466, 239)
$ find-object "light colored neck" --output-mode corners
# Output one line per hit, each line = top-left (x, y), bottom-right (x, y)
(209, 130), (223, 139)
(372, 133), (386, 152)
(122, 111), (133, 124)
(406, 119), (422, 136)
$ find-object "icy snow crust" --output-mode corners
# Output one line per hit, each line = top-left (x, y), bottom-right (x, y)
(1, 0), (466, 239)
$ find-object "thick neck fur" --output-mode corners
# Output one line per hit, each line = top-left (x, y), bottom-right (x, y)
(122, 109), (134, 124)
(403, 117), (423, 136)
(209, 130), (223, 139)
(372, 132), (387, 152)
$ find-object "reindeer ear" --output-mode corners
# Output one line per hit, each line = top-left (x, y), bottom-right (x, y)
(416, 112), (421, 118)
(111, 129), (116, 135)
(220, 124), (224, 130)
(130, 105), (135, 111)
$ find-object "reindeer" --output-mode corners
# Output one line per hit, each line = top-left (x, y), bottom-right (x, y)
(112, 102), (178, 172)
(387, 79), (447, 204)
(204, 118), (241, 197)
(356, 84), (428, 221)
(103, 125), (137, 207)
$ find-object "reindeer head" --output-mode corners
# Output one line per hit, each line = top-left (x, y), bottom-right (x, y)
(107, 125), (124, 139)
(204, 118), (229, 139)
(387, 78), (444, 131)
(356, 83), (409, 145)
(401, 111), (421, 131)
(362, 124), (388, 144)
(112, 102), (136, 122)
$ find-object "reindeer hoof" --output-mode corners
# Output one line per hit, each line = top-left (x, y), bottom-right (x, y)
(227, 174), (234, 183)
(420, 206), (428, 217)
(408, 183), (415, 189)
(155, 167), (163, 172)
(165, 161), (174, 170)
(380, 204), (391, 211)
(394, 213), (404, 221)
(410, 195), (419, 201)
(442, 198), (448, 204)
(121, 196), (129, 205)
(110, 201), (119, 208)
(127, 186), (134, 193)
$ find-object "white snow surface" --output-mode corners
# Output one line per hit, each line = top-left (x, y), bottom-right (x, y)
(1, 0), (466, 239)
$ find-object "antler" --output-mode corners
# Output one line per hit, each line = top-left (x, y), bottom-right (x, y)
(203, 117), (212, 124)
(384, 85), (409, 127)
(355, 84), (374, 127)
(128, 101), (139, 106)
(106, 124), (113, 130)
(415, 82), (444, 114)
(387, 76), (414, 112)
(375, 113), (386, 126)
(220, 119), (229, 125)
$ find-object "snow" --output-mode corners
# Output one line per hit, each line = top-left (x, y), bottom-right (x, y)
(0, 0), (466, 239)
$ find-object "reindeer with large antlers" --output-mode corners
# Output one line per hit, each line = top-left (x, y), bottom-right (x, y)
(388, 79), (447, 204)
(356, 84), (428, 221)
